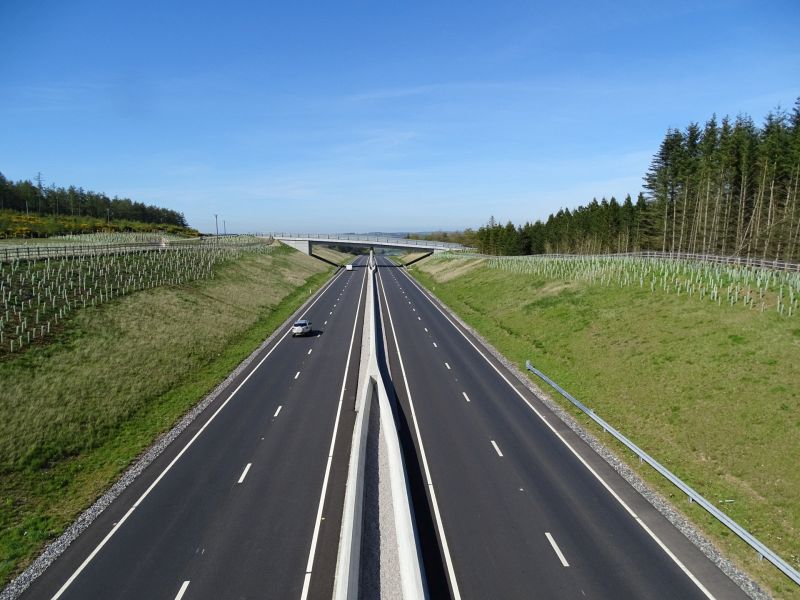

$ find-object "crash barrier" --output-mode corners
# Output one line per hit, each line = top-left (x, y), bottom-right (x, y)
(526, 360), (800, 586)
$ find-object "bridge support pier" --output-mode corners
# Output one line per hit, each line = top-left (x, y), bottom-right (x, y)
(280, 239), (312, 255)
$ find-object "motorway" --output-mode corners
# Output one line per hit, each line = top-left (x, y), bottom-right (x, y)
(15, 251), (751, 600)
(19, 256), (369, 600)
(373, 255), (747, 600)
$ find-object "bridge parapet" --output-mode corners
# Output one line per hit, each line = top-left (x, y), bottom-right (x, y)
(271, 232), (472, 253)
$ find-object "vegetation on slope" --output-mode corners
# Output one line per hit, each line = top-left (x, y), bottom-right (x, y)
(411, 255), (799, 598)
(0, 245), (331, 586)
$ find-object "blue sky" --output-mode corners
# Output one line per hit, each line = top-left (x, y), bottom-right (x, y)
(1, 1), (798, 234)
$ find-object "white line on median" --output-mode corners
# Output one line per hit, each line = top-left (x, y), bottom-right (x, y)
(175, 580), (190, 600)
(295, 371), (300, 380)
(274, 405), (282, 418)
(545, 532), (570, 567)
(491, 440), (504, 457)
(301, 263), (367, 600)
(49, 266), (349, 600)
(462, 392), (471, 402)
(394, 266), (716, 599)
(237, 463), (252, 484)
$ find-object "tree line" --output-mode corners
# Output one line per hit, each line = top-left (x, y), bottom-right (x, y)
(474, 98), (800, 261)
(0, 172), (188, 229)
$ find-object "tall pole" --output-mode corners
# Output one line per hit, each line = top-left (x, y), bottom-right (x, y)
(223, 220), (226, 235)
(214, 214), (219, 241)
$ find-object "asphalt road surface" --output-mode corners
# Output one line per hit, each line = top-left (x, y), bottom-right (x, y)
(16, 252), (751, 600)
(374, 255), (747, 600)
(19, 255), (368, 600)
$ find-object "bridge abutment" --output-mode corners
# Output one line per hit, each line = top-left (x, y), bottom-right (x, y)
(280, 239), (312, 255)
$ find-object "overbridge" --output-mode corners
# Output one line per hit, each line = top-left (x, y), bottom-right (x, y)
(271, 232), (471, 256)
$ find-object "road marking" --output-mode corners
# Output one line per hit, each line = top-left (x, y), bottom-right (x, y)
(376, 268), (462, 599)
(445, 362), (451, 370)
(491, 440), (504, 457)
(295, 371), (300, 380)
(545, 532), (570, 567)
(324, 320), (328, 325)
(394, 266), (715, 600)
(424, 327), (428, 332)
(49, 266), (348, 600)
(329, 311), (332, 315)
(301, 263), (367, 600)
(308, 348), (313, 355)
(237, 463), (252, 484)
(274, 405), (282, 418)
(175, 581), (190, 600)
(432, 342), (437, 348)
(462, 392), (471, 402)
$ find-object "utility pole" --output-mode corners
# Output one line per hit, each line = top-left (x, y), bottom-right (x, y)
(223, 220), (226, 235)
(214, 214), (219, 242)
(35, 172), (43, 214)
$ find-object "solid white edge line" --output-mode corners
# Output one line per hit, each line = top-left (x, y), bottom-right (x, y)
(49, 266), (348, 600)
(300, 264), (367, 600)
(376, 265), (462, 600)
(491, 440), (504, 457)
(462, 392), (471, 403)
(174, 580), (190, 600)
(545, 532), (570, 567)
(237, 463), (252, 484)
(395, 266), (716, 599)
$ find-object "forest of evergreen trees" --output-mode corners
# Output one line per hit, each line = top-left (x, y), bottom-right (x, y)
(0, 172), (187, 229)
(475, 99), (800, 262)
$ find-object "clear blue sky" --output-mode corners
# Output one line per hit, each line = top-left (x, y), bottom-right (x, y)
(1, 0), (798, 234)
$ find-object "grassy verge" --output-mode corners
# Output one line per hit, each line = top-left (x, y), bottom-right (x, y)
(0, 246), (331, 586)
(411, 256), (799, 598)
(389, 251), (430, 265)
(311, 244), (357, 266)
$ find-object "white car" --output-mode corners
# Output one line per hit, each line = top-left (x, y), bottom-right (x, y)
(291, 319), (312, 336)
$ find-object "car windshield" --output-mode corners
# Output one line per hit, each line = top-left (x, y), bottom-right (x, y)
(294, 321), (307, 326)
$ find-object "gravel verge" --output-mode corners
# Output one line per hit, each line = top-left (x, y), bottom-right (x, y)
(406, 267), (769, 600)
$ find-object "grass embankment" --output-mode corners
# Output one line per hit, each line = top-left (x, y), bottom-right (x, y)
(411, 256), (800, 598)
(0, 246), (331, 586)
(390, 251), (430, 265)
(311, 244), (357, 266)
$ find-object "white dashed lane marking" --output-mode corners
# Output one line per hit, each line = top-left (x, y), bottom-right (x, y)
(491, 440), (503, 457)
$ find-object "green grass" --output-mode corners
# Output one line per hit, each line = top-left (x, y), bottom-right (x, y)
(411, 256), (800, 598)
(311, 244), (358, 266)
(0, 246), (331, 585)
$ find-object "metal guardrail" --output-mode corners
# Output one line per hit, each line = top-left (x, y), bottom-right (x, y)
(525, 360), (800, 586)
(270, 232), (471, 251)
